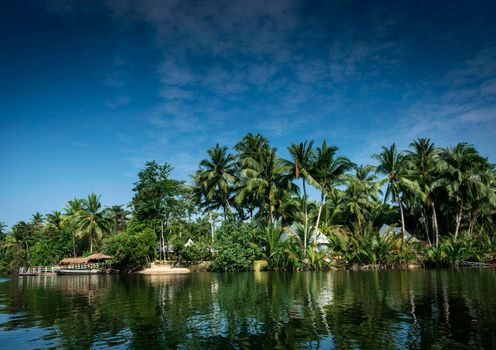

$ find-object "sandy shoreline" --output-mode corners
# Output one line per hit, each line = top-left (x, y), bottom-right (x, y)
(138, 263), (190, 274)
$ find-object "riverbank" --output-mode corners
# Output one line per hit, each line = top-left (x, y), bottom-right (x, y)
(137, 262), (190, 274)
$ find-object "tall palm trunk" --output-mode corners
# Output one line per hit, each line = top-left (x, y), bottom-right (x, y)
(315, 192), (326, 231)
(454, 204), (463, 238)
(72, 232), (76, 257)
(420, 208), (431, 245)
(431, 201), (439, 247)
(161, 220), (166, 261)
(90, 230), (93, 253)
(468, 212), (477, 235)
(268, 197), (274, 224)
(396, 192), (406, 245)
(302, 178), (308, 256)
(209, 210), (215, 244)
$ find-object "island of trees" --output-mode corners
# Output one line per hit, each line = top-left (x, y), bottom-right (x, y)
(1, 134), (495, 273)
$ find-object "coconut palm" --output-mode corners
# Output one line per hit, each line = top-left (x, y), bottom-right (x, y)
(374, 144), (420, 243)
(234, 132), (270, 163)
(406, 138), (441, 245)
(308, 141), (353, 230)
(286, 141), (315, 255)
(105, 205), (129, 234)
(236, 146), (296, 223)
(465, 169), (496, 235)
(439, 143), (490, 238)
(235, 133), (271, 218)
(63, 198), (84, 257)
(44, 211), (63, 235)
(197, 144), (238, 218)
(340, 168), (380, 232)
(31, 212), (44, 227)
(354, 165), (381, 201)
(75, 193), (110, 253)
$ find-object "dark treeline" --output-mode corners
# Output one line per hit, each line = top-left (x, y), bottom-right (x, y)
(1, 134), (495, 273)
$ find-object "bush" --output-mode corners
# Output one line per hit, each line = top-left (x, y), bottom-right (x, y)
(209, 222), (263, 272)
(0, 235), (27, 274)
(178, 238), (211, 264)
(103, 222), (157, 271)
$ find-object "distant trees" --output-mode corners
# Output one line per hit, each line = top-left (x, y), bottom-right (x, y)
(75, 193), (110, 253)
(1, 133), (495, 273)
(131, 161), (186, 260)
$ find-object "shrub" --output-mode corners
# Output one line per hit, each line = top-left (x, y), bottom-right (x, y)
(209, 222), (263, 272)
(103, 221), (157, 271)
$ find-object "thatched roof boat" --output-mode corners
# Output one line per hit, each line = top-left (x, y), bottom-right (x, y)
(57, 253), (113, 275)
(59, 253), (113, 265)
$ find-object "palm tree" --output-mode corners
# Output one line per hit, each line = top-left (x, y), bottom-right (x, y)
(44, 211), (63, 235)
(308, 141), (353, 230)
(354, 165), (381, 201)
(235, 133), (271, 218)
(465, 168), (496, 235)
(197, 144), (238, 218)
(31, 212), (44, 227)
(374, 144), (420, 243)
(286, 141), (315, 255)
(342, 176), (370, 231)
(234, 132), (269, 163)
(439, 143), (489, 238)
(105, 205), (129, 234)
(63, 198), (84, 257)
(75, 193), (110, 253)
(406, 138), (441, 245)
(236, 146), (295, 223)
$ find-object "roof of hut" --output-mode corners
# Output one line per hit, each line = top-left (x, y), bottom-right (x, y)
(59, 253), (113, 265)
(59, 257), (90, 265)
(85, 253), (113, 260)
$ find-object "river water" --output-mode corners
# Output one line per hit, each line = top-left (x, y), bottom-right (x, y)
(0, 270), (495, 349)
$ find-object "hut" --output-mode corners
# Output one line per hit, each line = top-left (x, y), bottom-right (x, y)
(59, 254), (113, 265)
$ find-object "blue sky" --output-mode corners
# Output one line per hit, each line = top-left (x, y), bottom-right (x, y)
(1, 0), (496, 226)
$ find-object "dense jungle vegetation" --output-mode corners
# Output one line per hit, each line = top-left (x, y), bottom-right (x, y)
(1, 134), (495, 273)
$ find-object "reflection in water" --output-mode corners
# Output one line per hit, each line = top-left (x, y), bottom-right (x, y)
(0, 270), (495, 349)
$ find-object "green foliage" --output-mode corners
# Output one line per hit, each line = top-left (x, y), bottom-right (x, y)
(131, 161), (188, 260)
(3, 135), (496, 273)
(75, 193), (111, 253)
(103, 221), (157, 272)
(425, 233), (496, 267)
(173, 236), (211, 264)
(327, 226), (421, 268)
(29, 228), (72, 266)
(210, 222), (263, 272)
(0, 235), (27, 274)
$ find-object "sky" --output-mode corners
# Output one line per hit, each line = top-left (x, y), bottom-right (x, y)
(1, 0), (496, 227)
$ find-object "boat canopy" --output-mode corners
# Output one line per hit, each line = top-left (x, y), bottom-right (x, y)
(59, 253), (113, 265)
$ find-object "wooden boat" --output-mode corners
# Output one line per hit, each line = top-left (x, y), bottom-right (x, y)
(56, 253), (113, 275)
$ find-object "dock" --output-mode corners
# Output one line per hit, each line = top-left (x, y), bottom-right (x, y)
(18, 266), (57, 276)
(461, 261), (496, 268)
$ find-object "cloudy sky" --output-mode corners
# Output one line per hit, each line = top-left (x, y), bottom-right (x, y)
(1, 0), (496, 226)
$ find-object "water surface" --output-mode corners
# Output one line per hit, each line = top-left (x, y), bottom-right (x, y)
(0, 270), (495, 349)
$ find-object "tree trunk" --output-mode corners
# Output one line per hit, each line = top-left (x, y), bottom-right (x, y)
(303, 178), (308, 257)
(431, 201), (439, 247)
(72, 233), (76, 257)
(396, 193), (406, 245)
(454, 203), (463, 239)
(161, 220), (166, 261)
(421, 208), (431, 245)
(315, 192), (326, 232)
(90, 231), (93, 253)
(269, 198), (274, 224)
(468, 212), (477, 236)
(209, 211), (215, 244)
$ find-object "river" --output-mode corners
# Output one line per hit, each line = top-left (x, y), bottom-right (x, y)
(0, 270), (495, 349)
